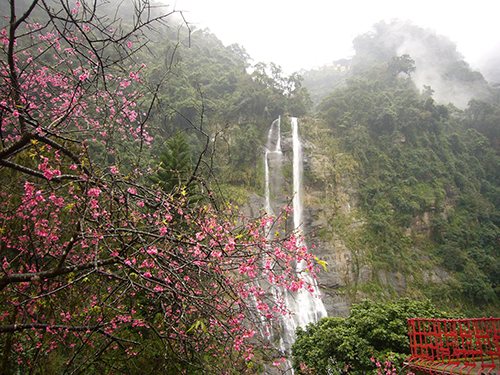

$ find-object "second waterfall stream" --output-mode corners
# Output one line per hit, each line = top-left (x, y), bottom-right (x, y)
(263, 116), (328, 370)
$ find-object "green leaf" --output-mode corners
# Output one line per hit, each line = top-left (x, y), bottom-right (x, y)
(186, 320), (206, 334)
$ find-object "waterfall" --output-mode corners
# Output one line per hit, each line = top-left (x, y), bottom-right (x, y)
(265, 117), (282, 216)
(289, 117), (328, 327)
(263, 117), (327, 372)
(292, 117), (302, 235)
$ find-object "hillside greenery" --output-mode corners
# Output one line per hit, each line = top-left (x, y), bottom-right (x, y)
(304, 21), (500, 317)
(137, 23), (313, 197)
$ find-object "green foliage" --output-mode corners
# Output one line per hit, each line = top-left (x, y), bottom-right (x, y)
(292, 299), (456, 375)
(389, 54), (416, 77)
(137, 26), (313, 200)
(218, 184), (250, 207)
(149, 132), (196, 195)
(309, 29), (500, 312)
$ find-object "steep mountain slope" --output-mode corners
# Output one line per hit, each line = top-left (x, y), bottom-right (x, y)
(153, 19), (500, 317)
(298, 22), (500, 316)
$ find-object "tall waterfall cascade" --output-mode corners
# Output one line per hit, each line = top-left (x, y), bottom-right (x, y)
(288, 117), (328, 327)
(263, 116), (328, 368)
(265, 117), (282, 216)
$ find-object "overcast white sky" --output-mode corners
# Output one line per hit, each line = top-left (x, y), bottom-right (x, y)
(169, 0), (499, 74)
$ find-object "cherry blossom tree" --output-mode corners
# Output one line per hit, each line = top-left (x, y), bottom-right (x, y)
(0, 0), (321, 373)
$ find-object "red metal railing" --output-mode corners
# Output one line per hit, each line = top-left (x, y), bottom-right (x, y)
(406, 318), (500, 375)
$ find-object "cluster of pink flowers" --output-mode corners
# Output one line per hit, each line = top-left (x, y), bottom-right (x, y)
(371, 357), (413, 375)
(0, 7), (328, 373)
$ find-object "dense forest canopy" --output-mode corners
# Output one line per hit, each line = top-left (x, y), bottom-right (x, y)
(292, 21), (500, 375)
(309, 20), (500, 316)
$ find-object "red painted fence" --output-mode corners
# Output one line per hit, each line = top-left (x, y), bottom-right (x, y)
(406, 318), (500, 375)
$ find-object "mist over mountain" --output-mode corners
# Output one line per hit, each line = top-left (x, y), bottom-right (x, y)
(303, 20), (495, 109)
(296, 19), (500, 319)
(475, 42), (500, 84)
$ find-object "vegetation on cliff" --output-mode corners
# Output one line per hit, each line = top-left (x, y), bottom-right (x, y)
(302, 20), (500, 317)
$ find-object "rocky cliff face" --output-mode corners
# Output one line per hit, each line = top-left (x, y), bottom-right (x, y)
(303, 130), (454, 315)
(301, 139), (359, 317)
(244, 123), (452, 319)
(243, 131), (357, 317)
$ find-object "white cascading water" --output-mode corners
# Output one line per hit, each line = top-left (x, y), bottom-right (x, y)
(265, 117), (282, 216)
(263, 117), (327, 372)
(287, 117), (327, 328)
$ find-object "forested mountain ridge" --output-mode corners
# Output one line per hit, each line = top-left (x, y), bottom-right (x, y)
(135, 22), (312, 197)
(304, 20), (494, 108)
(297, 21), (500, 317)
